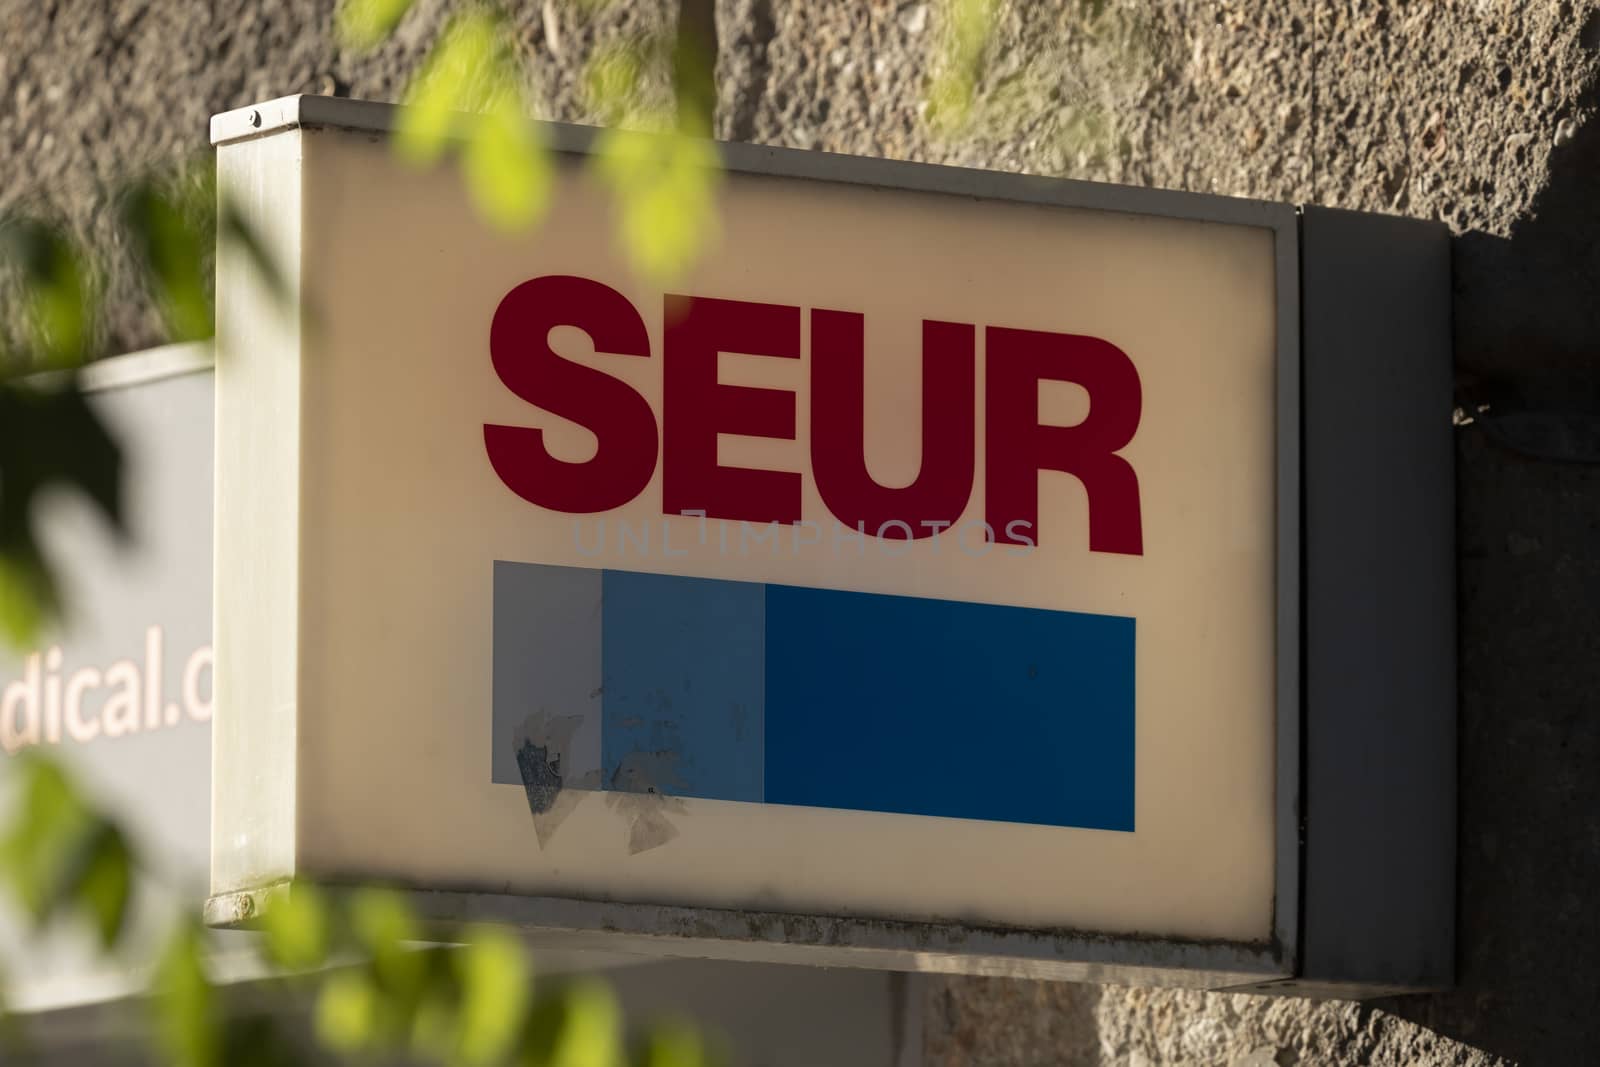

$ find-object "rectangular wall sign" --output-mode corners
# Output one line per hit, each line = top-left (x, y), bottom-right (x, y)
(209, 95), (1305, 989)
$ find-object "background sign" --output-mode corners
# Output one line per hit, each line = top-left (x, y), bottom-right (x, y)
(0, 351), (216, 1011)
(211, 97), (1298, 988)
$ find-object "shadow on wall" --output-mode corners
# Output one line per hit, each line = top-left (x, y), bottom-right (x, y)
(1377, 81), (1600, 1066)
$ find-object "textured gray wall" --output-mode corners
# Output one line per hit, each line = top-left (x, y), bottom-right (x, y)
(5, 1), (1600, 1063)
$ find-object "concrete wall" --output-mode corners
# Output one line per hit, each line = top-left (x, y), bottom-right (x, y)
(5, 0), (1600, 1062)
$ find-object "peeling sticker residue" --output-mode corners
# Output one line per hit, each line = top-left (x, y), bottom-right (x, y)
(516, 739), (563, 814)
(604, 789), (687, 854)
(609, 749), (688, 794)
(624, 803), (681, 852)
(513, 710), (598, 848)
(604, 751), (688, 853)
(509, 707), (690, 854)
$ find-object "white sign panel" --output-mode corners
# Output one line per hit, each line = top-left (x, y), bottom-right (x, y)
(0, 353), (216, 1012)
(210, 97), (1298, 988)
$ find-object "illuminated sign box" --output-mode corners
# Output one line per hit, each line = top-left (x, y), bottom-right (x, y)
(208, 96), (1453, 996)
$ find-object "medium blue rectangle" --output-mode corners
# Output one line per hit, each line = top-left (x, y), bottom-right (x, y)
(601, 570), (766, 802)
(764, 586), (1135, 831)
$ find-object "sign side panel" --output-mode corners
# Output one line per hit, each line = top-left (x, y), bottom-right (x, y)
(212, 130), (305, 896)
(1299, 206), (1455, 990)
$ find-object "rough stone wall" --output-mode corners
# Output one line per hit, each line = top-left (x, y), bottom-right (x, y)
(6, 1), (1600, 1064)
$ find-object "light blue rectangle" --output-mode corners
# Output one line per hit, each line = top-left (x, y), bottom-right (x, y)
(491, 561), (603, 786)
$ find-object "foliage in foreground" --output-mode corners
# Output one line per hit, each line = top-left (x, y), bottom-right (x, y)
(0, 752), (721, 1066)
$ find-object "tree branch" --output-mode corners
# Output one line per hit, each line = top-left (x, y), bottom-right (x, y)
(674, 0), (718, 134)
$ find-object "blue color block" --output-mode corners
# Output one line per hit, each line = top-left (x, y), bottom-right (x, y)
(601, 570), (766, 802)
(494, 559), (1135, 831)
(764, 586), (1135, 831)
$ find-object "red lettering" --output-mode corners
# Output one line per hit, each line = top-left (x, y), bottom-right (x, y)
(811, 311), (975, 538)
(985, 326), (1143, 554)
(662, 295), (802, 524)
(484, 277), (1146, 555)
(483, 275), (658, 513)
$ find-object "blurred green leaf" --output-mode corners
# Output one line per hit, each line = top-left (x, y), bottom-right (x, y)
(316, 968), (382, 1053)
(321, 893), (478, 1059)
(396, 10), (552, 234)
(74, 821), (133, 950)
(396, 12), (506, 166)
(577, 25), (724, 279)
(409, 974), (459, 1062)
(218, 199), (291, 311)
(927, 0), (999, 132)
(0, 753), (134, 950)
(593, 127), (720, 282)
(671, 0), (717, 136)
(348, 887), (427, 997)
(524, 979), (622, 1067)
(454, 925), (532, 1066)
(262, 880), (332, 972)
(152, 921), (220, 1067)
(0, 377), (125, 646)
(634, 1020), (707, 1067)
(0, 217), (94, 371)
(463, 86), (554, 232)
(0, 545), (57, 649)
(582, 43), (650, 127)
(122, 179), (213, 343)
(337, 0), (418, 50)
(220, 1014), (303, 1067)
(0, 753), (90, 924)
(0, 380), (124, 543)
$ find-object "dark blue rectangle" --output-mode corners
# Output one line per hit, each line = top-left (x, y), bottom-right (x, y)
(764, 586), (1135, 831)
